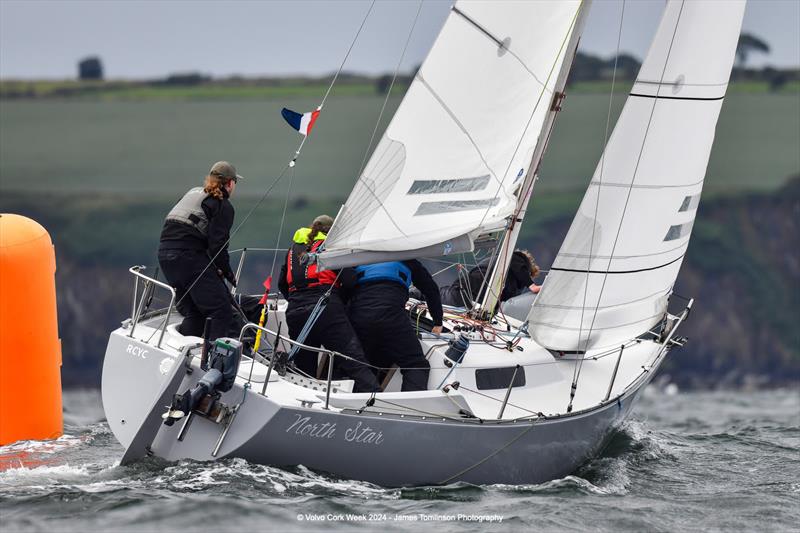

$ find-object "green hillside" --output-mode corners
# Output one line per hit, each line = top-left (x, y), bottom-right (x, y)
(0, 81), (797, 389)
(1, 85), (798, 198)
(2, 181), (797, 389)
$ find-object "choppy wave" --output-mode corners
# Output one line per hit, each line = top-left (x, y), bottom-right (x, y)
(1, 389), (798, 532)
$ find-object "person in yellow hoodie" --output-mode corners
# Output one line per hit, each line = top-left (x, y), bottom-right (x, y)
(277, 215), (380, 392)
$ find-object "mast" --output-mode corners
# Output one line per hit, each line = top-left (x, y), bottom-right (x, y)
(319, 1), (591, 273)
(478, 0), (593, 317)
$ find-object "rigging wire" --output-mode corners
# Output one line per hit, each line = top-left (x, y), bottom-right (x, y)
(567, 0), (627, 412)
(232, 325), (641, 376)
(473, 5), (583, 315)
(438, 419), (541, 484)
(282, 1), (424, 353)
(267, 164), (297, 285)
(473, 3), (583, 230)
(286, 269), (344, 361)
(171, 1), (376, 312)
(318, 0), (377, 112)
(568, 0), (686, 412)
(355, 0), (424, 182)
(329, 0), (425, 241)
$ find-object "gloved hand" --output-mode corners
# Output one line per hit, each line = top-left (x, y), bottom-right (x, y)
(218, 268), (237, 287)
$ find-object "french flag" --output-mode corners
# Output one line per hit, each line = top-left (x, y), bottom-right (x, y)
(281, 107), (320, 136)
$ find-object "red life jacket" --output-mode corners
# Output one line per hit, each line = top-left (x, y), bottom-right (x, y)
(286, 239), (338, 292)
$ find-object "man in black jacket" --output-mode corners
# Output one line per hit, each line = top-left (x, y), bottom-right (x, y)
(440, 250), (540, 309)
(158, 161), (241, 342)
(346, 260), (443, 391)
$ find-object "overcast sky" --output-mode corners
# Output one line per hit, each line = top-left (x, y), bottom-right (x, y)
(1, 0), (797, 80)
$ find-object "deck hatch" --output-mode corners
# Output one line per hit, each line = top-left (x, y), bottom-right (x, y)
(475, 366), (526, 390)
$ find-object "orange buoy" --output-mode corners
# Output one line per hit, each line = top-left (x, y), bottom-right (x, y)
(0, 214), (63, 445)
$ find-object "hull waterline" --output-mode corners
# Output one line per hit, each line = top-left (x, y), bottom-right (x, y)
(103, 323), (667, 487)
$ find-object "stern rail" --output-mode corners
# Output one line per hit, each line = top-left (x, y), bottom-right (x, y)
(127, 265), (176, 349)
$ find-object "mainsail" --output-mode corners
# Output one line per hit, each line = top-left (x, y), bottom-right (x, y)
(529, 0), (746, 351)
(318, 0), (586, 270)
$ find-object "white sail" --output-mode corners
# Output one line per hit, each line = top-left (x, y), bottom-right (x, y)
(529, 0), (746, 351)
(319, 0), (585, 270)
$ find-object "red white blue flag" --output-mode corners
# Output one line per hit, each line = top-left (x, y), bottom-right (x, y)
(281, 107), (320, 136)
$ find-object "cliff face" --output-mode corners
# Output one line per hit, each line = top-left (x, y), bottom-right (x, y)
(2, 179), (797, 389)
(668, 177), (799, 387)
(518, 178), (800, 388)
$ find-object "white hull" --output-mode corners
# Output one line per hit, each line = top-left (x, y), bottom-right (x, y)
(101, 298), (684, 486)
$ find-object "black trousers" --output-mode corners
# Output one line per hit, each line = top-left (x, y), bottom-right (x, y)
(285, 293), (380, 393)
(158, 249), (234, 342)
(349, 302), (431, 392)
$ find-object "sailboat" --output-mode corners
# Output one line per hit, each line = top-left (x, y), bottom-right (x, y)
(101, 0), (745, 486)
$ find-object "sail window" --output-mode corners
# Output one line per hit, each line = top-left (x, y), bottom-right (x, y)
(664, 220), (695, 241)
(407, 175), (490, 195)
(678, 194), (700, 212)
(414, 198), (500, 216)
(475, 367), (526, 390)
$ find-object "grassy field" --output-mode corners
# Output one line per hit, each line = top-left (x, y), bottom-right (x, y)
(0, 80), (386, 100)
(1, 82), (796, 388)
(1, 88), (797, 199)
(2, 79), (798, 99)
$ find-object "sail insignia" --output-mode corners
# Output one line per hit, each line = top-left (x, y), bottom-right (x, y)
(678, 194), (701, 212)
(407, 175), (490, 195)
(320, 1), (586, 269)
(415, 198), (500, 216)
(664, 220), (694, 241)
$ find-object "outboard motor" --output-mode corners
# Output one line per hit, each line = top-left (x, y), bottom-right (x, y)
(163, 337), (243, 426)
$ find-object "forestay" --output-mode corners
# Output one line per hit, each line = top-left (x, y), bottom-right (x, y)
(319, 0), (584, 270)
(529, 0), (746, 351)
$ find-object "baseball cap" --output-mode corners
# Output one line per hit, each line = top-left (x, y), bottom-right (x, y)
(209, 161), (244, 182)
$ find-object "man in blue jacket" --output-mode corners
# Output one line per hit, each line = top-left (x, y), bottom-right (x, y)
(346, 260), (443, 391)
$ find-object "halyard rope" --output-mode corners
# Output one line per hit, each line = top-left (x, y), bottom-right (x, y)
(285, 1), (425, 350)
(267, 163), (297, 290)
(473, 4), (583, 314)
(568, 0), (628, 412)
(438, 418), (542, 484)
(330, 0), (425, 240)
(170, 1), (377, 312)
(568, 0), (685, 413)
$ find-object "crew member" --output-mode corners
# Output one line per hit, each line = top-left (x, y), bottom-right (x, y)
(278, 216), (381, 393)
(158, 161), (241, 342)
(347, 260), (443, 392)
(440, 250), (541, 308)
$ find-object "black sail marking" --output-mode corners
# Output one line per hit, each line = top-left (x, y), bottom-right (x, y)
(452, 6), (506, 49)
(629, 93), (725, 101)
(551, 253), (685, 275)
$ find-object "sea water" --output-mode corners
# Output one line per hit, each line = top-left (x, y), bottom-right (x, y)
(0, 388), (797, 532)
